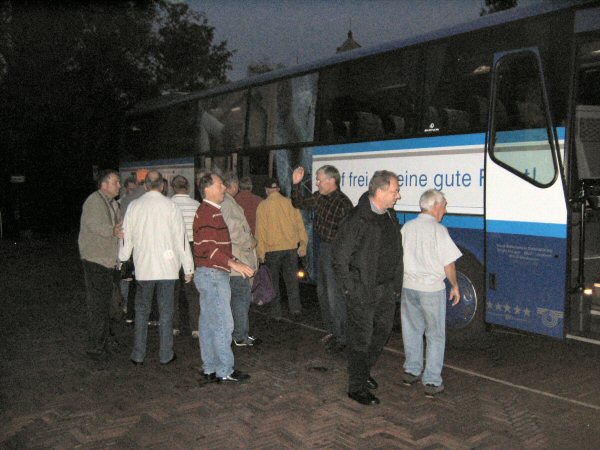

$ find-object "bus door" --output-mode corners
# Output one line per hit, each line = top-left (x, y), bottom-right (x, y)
(485, 49), (568, 338)
(570, 8), (600, 338)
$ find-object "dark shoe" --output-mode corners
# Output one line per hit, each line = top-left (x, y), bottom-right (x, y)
(161, 353), (177, 365)
(348, 390), (380, 405)
(219, 369), (250, 383)
(366, 376), (378, 390)
(402, 371), (420, 386)
(130, 358), (144, 366)
(233, 336), (262, 347)
(199, 372), (218, 384)
(424, 383), (444, 398)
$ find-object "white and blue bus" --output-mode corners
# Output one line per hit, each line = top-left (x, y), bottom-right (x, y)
(121, 0), (600, 342)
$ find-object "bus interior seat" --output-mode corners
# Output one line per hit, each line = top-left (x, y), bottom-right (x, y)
(387, 114), (405, 135)
(354, 111), (384, 138)
(441, 108), (470, 133)
(469, 96), (509, 130)
(517, 101), (545, 128)
(323, 119), (335, 141)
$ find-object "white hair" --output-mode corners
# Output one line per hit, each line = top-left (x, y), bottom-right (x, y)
(419, 189), (446, 211)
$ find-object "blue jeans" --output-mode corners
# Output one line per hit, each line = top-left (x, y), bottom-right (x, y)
(317, 242), (346, 344)
(195, 267), (234, 378)
(401, 288), (446, 386)
(265, 249), (301, 317)
(131, 279), (176, 364)
(230, 276), (252, 342)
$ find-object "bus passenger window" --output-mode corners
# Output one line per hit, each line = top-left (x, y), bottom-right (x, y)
(318, 48), (419, 143)
(490, 51), (556, 186)
(248, 74), (318, 148)
(197, 91), (247, 155)
(421, 43), (490, 135)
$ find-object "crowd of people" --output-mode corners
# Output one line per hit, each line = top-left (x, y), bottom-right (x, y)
(78, 164), (462, 406)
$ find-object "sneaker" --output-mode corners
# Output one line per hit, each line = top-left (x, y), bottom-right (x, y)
(191, 330), (199, 339)
(219, 369), (250, 383)
(424, 383), (444, 397)
(233, 336), (262, 347)
(402, 372), (420, 386)
(247, 336), (262, 345)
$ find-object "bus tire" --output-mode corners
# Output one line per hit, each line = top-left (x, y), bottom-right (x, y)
(446, 252), (485, 339)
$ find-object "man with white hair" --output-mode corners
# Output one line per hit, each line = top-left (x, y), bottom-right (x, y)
(400, 189), (462, 398)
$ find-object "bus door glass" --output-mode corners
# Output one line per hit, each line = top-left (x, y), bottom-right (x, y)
(485, 49), (568, 338)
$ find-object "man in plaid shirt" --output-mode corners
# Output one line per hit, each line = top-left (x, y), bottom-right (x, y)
(292, 165), (353, 352)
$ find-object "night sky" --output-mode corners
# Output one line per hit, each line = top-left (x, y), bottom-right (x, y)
(189, 0), (545, 81)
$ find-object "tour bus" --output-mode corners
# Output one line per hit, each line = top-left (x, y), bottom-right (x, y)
(121, 0), (600, 343)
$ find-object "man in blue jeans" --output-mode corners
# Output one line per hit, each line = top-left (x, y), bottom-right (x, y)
(401, 189), (462, 397)
(193, 172), (255, 383)
(221, 172), (259, 347)
(119, 171), (194, 365)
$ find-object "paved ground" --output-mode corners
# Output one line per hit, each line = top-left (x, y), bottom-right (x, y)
(2, 238), (600, 449)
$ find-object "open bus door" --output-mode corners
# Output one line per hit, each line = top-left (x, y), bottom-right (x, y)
(568, 8), (600, 341)
(484, 49), (568, 338)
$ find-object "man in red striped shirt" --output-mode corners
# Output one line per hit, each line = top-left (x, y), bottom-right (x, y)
(193, 172), (255, 383)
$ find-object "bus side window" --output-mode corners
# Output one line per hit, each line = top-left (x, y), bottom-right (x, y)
(490, 50), (556, 186)
(318, 47), (419, 143)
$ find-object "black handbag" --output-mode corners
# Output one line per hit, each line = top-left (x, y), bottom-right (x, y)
(120, 258), (135, 280)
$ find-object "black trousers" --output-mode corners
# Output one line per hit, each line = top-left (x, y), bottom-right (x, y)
(82, 259), (114, 353)
(346, 282), (396, 393)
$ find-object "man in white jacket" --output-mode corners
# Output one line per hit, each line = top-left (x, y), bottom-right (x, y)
(119, 170), (194, 365)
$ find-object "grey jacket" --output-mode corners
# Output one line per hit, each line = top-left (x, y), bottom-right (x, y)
(78, 190), (120, 268)
(221, 193), (258, 276)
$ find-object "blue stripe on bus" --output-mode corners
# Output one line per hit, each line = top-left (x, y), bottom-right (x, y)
(314, 133), (486, 155)
(120, 157), (194, 168)
(486, 220), (566, 238)
(399, 213), (484, 230)
(313, 127), (565, 156)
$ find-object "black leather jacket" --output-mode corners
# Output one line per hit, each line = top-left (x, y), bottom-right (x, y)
(333, 192), (403, 302)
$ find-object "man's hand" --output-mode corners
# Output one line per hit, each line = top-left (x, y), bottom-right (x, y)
(114, 223), (124, 239)
(230, 259), (255, 278)
(297, 248), (307, 257)
(292, 166), (305, 185)
(184, 273), (193, 283)
(444, 262), (460, 306)
(449, 286), (460, 306)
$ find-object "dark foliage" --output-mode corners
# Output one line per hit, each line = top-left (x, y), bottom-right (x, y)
(0, 0), (233, 236)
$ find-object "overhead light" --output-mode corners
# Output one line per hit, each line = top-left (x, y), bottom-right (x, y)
(230, 106), (241, 112)
(584, 288), (593, 295)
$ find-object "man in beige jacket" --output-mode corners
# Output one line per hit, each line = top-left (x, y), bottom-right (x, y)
(78, 169), (123, 359)
(222, 172), (259, 346)
(255, 178), (308, 320)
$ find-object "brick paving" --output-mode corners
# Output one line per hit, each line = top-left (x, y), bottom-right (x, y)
(2, 238), (600, 449)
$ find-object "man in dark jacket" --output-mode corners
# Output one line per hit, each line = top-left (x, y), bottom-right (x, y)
(333, 170), (403, 406)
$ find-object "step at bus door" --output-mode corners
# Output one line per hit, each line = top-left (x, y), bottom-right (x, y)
(485, 48), (568, 338)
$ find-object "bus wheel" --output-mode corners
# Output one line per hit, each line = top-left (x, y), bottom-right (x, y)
(446, 254), (484, 338)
